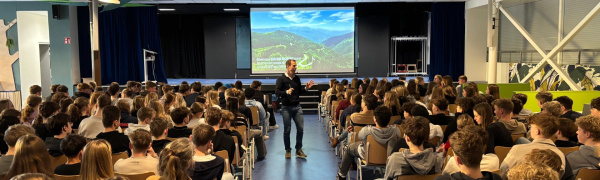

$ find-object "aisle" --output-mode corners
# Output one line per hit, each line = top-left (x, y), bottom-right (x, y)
(253, 114), (339, 180)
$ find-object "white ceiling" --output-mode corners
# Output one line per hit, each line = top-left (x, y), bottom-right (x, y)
(130, 0), (467, 4)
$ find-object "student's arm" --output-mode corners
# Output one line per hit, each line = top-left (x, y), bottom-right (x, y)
(257, 102), (266, 121)
(358, 126), (370, 142)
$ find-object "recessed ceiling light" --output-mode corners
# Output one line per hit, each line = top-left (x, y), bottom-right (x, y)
(159, 8), (176, 11)
(224, 8), (240, 11)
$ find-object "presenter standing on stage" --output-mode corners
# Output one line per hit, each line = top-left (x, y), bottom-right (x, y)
(276, 59), (314, 159)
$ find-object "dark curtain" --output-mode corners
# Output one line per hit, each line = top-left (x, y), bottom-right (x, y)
(77, 6), (92, 78)
(430, 2), (465, 81)
(158, 14), (205, 78)
(98, 6), (168, 84)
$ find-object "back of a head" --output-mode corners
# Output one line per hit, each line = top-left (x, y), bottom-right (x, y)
(150, 117), (169, 138)
(536, 91), (553, 104)
(7, 134), (52, 177)
(373, 106), (392, 127)
(81, 139), (113, 180)
(158, 138), (194, 180)
(525, 149), (562, 173)
(401, 116), (430, 146)
(1, 108), (20, 119)
(491, 98), (514, 115)
(431, 98), (448, 111)
(36, 101), (60, 126)
(96, 94), (112, 109)
(463, 85), (477, 97)
(542, 101), (562, 117)
(513, 93), (528, 105)
(528, 113), (559, 138)
(77, 83), (92, 92)
(60, 134), (87, 158)
(102, 106), (121, 128)
(401, 102), (417, 117)
(137, 107), (156, 121)
(554, 96), (573, 110)
(117, 99), (131, 113)
(592, 97), (600, 111)
(129, 129), (152, 151)
(179, 84), (191, 94)
(244, 87), (256, 99)
(46, 113), (71, 136)
(456, 114), (475, 129)
(29, 85), (42, 95)
(9, 173), (53, 180)
(456, 97), (475, 114)
(410, 105), (429, 118)
(146, 81), (157, 91)
(250, 80), (262, 90)
(449, 125), (487, 168)
(511, 98), (524, 115)
(107, 83), (120, 96)
(507, 161), (559, 180)
(487, 84), (500, 99)
(205, 107), (222, 126)
(171, 107), (190, 125)
(3, 124), (35, 147)
(57, 85), (69, 93)
(192, 124), (215, 147)
(362, 94), (379, 110)
(191, 82), (202, 93)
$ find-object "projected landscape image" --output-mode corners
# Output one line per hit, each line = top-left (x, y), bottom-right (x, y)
(251, 8), (355, 73)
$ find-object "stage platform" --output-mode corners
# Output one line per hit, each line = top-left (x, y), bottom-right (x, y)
(166, 76), (430, 86)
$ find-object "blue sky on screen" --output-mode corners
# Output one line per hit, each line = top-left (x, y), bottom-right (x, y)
(251, 9), (354, 31)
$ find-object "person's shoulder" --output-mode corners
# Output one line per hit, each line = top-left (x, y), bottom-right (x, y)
(434, 174), (452, 180)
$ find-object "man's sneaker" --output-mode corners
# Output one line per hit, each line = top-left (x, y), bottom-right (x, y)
(269, 124), (279, 130)
(263, 135), (269, 140)
(296, 149), (307, 158)
(285, 150), (291, 159)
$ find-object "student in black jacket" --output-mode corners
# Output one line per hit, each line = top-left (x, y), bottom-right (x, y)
(555, 96), (582, 121)
(95, 106), (131, 156)
(167, 107), (192, 138)
(205, 107), (236, 164)
(45, 113), (72, 157)
(428, 98), (453, 126)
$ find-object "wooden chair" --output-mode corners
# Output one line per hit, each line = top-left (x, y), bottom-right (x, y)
(511, 134), (526, 144)
(557, 146), (579, 156)
(440, 125), (448, 132)
(389, 115), (402, 126)
(357, 135), (388, 180)
(112, 152), (129, 165)
(53, 175), (79, 180)
(145, 175), (160, 180)
(215, 150), (231, 173)
(444, 147), (454, 168)
(448, 104), (458, 114)
(50, 155), (67, 170)
(396, 173), (441, 180)
(350, 126), (364, 144)
(249, 106), (260, 127)
(351, 114), (375, 126)
(575, 168), (600, 180)
(115, 172), (155, 180)
(494, 146), (512, 164)
(330, 100), (340, 120)
(427, 136), (441, 147)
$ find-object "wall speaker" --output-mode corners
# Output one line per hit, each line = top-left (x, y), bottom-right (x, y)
(52, 5), (60, 19)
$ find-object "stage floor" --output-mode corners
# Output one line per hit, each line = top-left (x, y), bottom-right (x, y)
(167, 76), (429, 85)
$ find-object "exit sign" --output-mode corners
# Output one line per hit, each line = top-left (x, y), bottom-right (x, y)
(64, 37), (71, 44)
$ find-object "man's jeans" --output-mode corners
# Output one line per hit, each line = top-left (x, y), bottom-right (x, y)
(281, 105), (304, 150)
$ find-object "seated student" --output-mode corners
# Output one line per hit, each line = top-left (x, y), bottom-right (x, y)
(492, 98), (527, 135)
(150, 138), (194, 180)
(330, 93), (362, 147)
(244, 88), (268, 136)
(392, 106), (439, 152)
(350, 94), (378, 126)
(441, 114), (475, 152)
(5, 135), (54, 178)
(190, 124), (230, 180)
(536, 91), (553, 111)
(0, 125), (35, 175)
(543, 101), (563, 118)
(567, 115), (600, 175)
(79, 94), (112, 139)
(187, 102), (205, 128)
(428, 98), (452, 125)
(54, 134), (87, 175)
(555, 118), (578, 147)
(150, 117), (171, 155)
(205, 107), (236, 164)
(80, 139), (115, 180)
(114, 129), (159, 175)
(117, 99), (137, 128)
(513, 93), (533, 116)
(437, 125), (501, 179)
(443, 97), (476, 143)
(124, 107), (155, 135)
(119, 89), (134, 109)
(95, 105), (131, 155)
(167, 107), (193, 138)
(509, 98), (524, 120)
(337, 106), (402, 179)
(500, 113), (565, 179)
(33, 101), (60, 143)
(383, 116), (444, 179)
(45, 113), (72, 157)
(591, 97), (600, 118)
(474, 102), (513, 154)
(507, 161), (559, 180)
(554, 96), (582, 121)
(394, 102), (417, 125)
(525, 149), (563, 175)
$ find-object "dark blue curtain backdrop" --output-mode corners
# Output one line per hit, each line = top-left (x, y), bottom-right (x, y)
(430, 2), (465, 81)
(98, 7), (167, 84)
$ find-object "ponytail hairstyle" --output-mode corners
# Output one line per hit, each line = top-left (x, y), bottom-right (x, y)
(73, 97), (90, 116)
(206, 90), (219, 108)
(157, 138), (194, 180)
(335, 84), (345, 100)
(59, 98), (74, 113)
(5, 135), (53, 178)
(190, 102), (204, 118)
(133, 96), (146, 111)
(66, 104), (81, 126)
(163, 93), (176, 115)
(21, 95), (42, 124)
(33, 101), (59, 127)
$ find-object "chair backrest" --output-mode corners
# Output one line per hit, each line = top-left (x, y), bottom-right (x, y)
(232, 125), (248, 147)
(558, 146), (580, 156)
(494, 146), (512, 164)
(145, 175), (161, 180)
(396, 173), (441, 180)
(389, 115), (402, 126)
(214, 150), (230, 173)
(575, 168), (600, 180)
(351, 126), (364, 143)
(444, 147), (454, 168)
(448, 104), (458, 114)
(115, 172), (155, 180)
(351, 114), (375, 126)
(427, 136), (441, 147)
(365, 135), (387, 165)
(249, 106), (259, 126)
(112, 152), (129, 165)
(510, 134), (526, 144)
(331, 101), (340, 119)
(440, 125), (448, 133)
(53, 174), (79, 180)
(49, 155), (67, 170)
(231, 136), (241, 166)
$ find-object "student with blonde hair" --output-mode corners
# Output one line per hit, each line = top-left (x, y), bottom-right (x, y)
(568, 115), (600, 175)
(507, 161), (559, 180)
(187, 102), (205, 128)
(163, 93), (177, 115)
(80, 139), (114, 180)
(5, 134), (53, 178)
(148, 138), (194, 180)
(21, 95), (42, 126)
(206, 90), (221, 109)
(0, 125), (36, 175)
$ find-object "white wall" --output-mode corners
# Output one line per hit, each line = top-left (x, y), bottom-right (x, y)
(17, 11), (49, 107)
(464, 6), (489, 82)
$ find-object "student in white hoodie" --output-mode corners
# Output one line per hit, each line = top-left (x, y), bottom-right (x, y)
(124, 107), (155, 135)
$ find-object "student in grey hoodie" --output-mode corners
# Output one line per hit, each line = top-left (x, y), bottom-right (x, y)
(435, 125), (502, 180)
(491, 99), (527, 135)
(336, 106), (402, 180)
(383, 116), (444, 180)
(567, 115), (600, 175)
